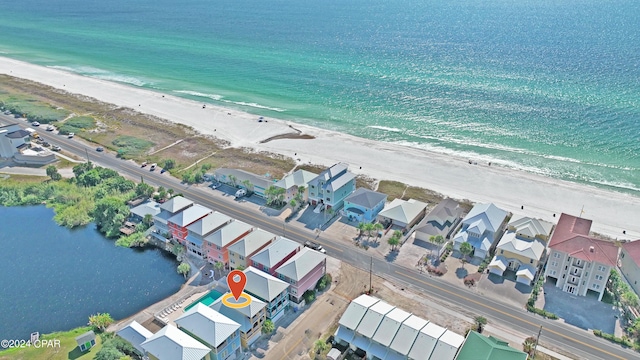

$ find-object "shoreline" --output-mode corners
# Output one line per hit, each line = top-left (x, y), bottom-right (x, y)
(0, 55), (639, 239)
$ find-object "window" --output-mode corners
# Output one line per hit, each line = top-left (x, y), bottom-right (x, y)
(500, 250), (504, 255)
(216, 246), (221, 250)
(554, 253), (561, 258)
(598, 265), (606, 272)
(551, 261), (558, 267)
(530, 259), (534, 264)
(593, 284), (601, 290)
(240, 255), (245, 260)
(550, 270), (557, 276)
(326, 197), (331, 201)
(595, 275), (603, 281)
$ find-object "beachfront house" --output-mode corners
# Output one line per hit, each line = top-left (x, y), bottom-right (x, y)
(203, 220), (253, 268)
(249, 236), (301, 276)
(453, 203), (509, 259)
(342, 188), (387, 223)
(244, 266), (290, 323)
(168, 204), (213, 244)
(129, 200), (161, 223)
(116, 320), (153, 357)
(275, 247), (327, 304)
(274, 169), (318, 202)
(544, 213), (618, 301)
(227, 228), (276, 270)
(211, 293), (267, 348)
(455, 331), (528, 360)
(377, 198), (428, 229)
(413, 199), (463, 245)
(153, 196), (194, 237)
(620, 240), (640, 296)
(307, 163), (356, 210)
(334, 294), (464, 360)
(488, 216), (554, 285)
(141, 324), (210, 360)
(0, 122), (56, 165)
(175, 303), (242, 360)
(75, 330), (96, 352)
(213, 168), (272, 198)
(185, 211), (233, 259)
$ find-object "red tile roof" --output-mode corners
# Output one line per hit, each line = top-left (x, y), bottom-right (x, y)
(622, 240), (640, 266)
(549, 213), (618, 267)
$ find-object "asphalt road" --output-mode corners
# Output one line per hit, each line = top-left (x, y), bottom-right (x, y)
(8, 115), (639, 360)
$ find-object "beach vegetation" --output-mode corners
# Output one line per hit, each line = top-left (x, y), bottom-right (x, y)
(314, 339), (330, 355)
(89, 312), (114, 332)
(403, 185), (444, 205)
(58, 115), (96, 135)
(262, 319), (275, 334)
(523, 336), (537, 356)
(46, 165), (62, 181)
(177, 262), (191, 279)
(0, 93), (69, 123)
(112, 135), (154, 159)
(376, 180), (406, 201)
(93, 197), (130, 238)
(163, 158), (176, 170)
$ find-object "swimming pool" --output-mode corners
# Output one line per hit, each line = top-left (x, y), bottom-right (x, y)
(184, 289), (224, 312)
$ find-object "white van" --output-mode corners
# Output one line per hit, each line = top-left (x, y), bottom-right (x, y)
(235, 189), (247, 198)
(149, 163), (157, 171)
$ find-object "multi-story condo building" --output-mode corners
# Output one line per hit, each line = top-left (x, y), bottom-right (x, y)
(307, 163), (356, 210)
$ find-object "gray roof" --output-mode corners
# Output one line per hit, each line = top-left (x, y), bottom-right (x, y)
(5, 129), (30, 138)
(243, 266), (290, 302)
(214, 168), (272, 189)
(309, 163), (356, 192)
(175, 303), (240, 348)
(250, 237), (300, 268)
(187, 211), (232, 237)
(389, 315), (428, 355)
(116, 320), (153, 355)
(276, 247), (326, 282)
(338, 294), (380, 330)
(378, 198), (428, 224)
(372, 307), (411, 347)
(141, 324), (209, 360)
(425, 199), (461, 227)
(227, 229), (276, 257)
(408, 322), (446, 360)
(345, 188), (387, 209)
(168, 204), (213, 227)
(130, 201), (161, 219)
(508, 216), (554, 238)
(160, 196), (194, 214)
(496, 232), (546, 261)
(356, 301), (395, 338)
(210, 293), (266, 333)
(274, 169), (318, 190)
(204, 220), (253, 248)
(75, 330), (95, 344)
(462, 203), (508, 233)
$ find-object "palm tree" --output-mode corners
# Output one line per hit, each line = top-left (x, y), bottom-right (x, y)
(295, 185), (306, 203)
(364, 223), (375, 239)
(214, 261), (225, 278)
(143, 213), (153, 227)
(388, 234), (400, 251)
(290, 198), (297, 209)
(373, 223), (384, 242)
(522, 336), (537, 356)
(459, 242), (473, 268)
(357, 222), (367, 239)
(430, 235), (445, 245)
(228, 174), (238, 187)
(474, 316), (487, 333)
(241, 179), (253, 195)
(314, 339), (329, 355)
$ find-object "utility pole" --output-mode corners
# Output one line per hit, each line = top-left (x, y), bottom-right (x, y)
(369, 256), (373, 293)
(532, 325), (542, 359)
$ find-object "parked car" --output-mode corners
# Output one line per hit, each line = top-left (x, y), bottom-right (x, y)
(96, 147), (104, 152)
(160, 168), (167, 174)
(51, 145), (61, 151)
(42, 142), (50, 147)
(304, 241), (327, 254)
(31, 121), (40, 126)
(210, 182), (220, 189)
(149, 163), (157, 171)
(141, 161), (148, 167)
(3, 110), (10, 115)
(235, 189), (247, 198)
(46, 125), (55, 131)
(67, 132), (74, 138)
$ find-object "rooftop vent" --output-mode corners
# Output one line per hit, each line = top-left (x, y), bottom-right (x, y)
(589, 246), (595, 253)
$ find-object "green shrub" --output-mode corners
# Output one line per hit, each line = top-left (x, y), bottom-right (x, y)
(316, 273), (332, 291)
(112, 136), (154, 159)
(58, 116), (96, 134)
(303, 289), (316, 303)
(593, 330), (634, 348)
(0, 95), (69, 123)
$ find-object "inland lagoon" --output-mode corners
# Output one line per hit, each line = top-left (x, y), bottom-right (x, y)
(0, 205), (184, 341)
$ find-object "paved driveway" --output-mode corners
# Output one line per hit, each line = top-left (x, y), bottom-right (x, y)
(476, 271), (532, 309)
(542, 282), (620, 333)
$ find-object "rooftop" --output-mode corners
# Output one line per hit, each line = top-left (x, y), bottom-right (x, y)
(378, 198), (428, 224)
(227, 228), (276, 257)
(210, 293), (267, 333)
(204, 220), (253, 248)
(549, 213), (618, 266)
(187, 211), (232, 237)
(496, 232), (546, 261)
(274, 169), (318, 189)
(159, 196), (194, 214)
(214, 168), (272, 189)
(462, 203), (508, 233)
(344, 188), (387, 209)
(243, 266), (290, 302)
(116, 320), (152, 355)
(175, 303), (240, 348)
(130, 200), (161, 219)
(141, 324), (209, 360)
(276, 247), (326, 281)
(5, 129), (30, 139)
(168, 204), (213, 227)
(508, 216), (554, 239)
(456, 331), (528, 360)
(250, 237), (300, 268)
(622, 239), (640, 266)
(356, 301), (395, 338)
(338, 294), (380, 330)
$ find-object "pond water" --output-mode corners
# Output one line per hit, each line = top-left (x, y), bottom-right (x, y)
(0, 205), (184, 341)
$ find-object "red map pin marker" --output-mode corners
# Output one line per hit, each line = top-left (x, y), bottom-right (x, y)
(227, 270), (247, 301)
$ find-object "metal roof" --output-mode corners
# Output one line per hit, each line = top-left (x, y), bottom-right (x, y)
(250, 237), (300, 268)
(389, 315), (428, 355)
(204, 220), (253, 248)
(276, 247), (326, 281)
(430, 330), (465, 360)
(187, 211), (232, 236)
(338, 294), (380, 330)
(407, 322), (445, 360)
(141, 324), (210, 360)
(130, 201), (161, 219)
(274, 169), (317, 189)
(461, 203), (508, 234)
(210, 293), (266, 333)
(243, 266), (290, 302)
(168, 204), (212, 227)
(344, 188), (387, 209)
(378, 198), (428, 224)
(175, 303), (240, 348)
(227, 229), (276, 257)
(355, 301), (395, 338)
(159, 196), (194, 214)
(116, 320), (152, 355)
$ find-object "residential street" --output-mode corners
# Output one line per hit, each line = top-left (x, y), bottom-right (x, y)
(6, 115), (639, 360)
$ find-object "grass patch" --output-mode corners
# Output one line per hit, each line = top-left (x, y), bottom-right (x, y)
(57, 116), (96, 135)
(0, 92), (70, 124)
(376, 180), (406, 201)
(356, 175), (376, 190)
(112, 135), (155, 159)
(0, 326), (102, 360)
(293, 163), (327, 175)
(403, 186), (444, 204)
(0, 174), (49, 183)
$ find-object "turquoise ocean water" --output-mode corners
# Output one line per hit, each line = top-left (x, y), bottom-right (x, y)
(0, 0), (638, 194)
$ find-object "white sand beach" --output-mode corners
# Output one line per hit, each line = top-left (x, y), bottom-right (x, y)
(1, 56), (638, 239)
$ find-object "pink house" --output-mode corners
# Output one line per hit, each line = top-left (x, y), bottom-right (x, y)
(275, 247), (327, 304)
(204, 220), (253, 267)
(249, 237), (300, 276)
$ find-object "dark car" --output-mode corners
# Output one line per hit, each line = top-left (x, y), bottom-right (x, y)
(42, 141), (50, 147)
(96, 147), (104, 152)
(160, 168), (167, 174)
(304, 241), (326, 254)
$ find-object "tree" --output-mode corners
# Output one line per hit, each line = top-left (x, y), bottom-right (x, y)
(265, 185), (286, 207)
(388, 234), (400, 251)
(357, 222), (367, 238)
(290, 198), (297, 209)
(94, 345), (124, 360)
(163, 159), (175, 170)
(295, 185), (306, 203)
(622, 291), (639, 308)
(262, 319), (275, 334)
(214, 261), (225, 277)
(459, 242), (473, 267)
(236, 265), (246, 271)
(303, 289), (316, 303)
(474, 316), (487, 333)
(135, 182), (155, 198)
(172, 244), (186, 260)
(228, 174), (238, 187)
(523, 336), (537, 356)
(143, 213), (154, 227)
(89, 312), (114, 332)
(167, 188), (174, 196)
(241, 179), (253, 195)
(314, 339), (329, 355)
(72, 161), (94, 177)
(46, 165), (62, 181)
(430, 235), (445, 245)
(93, 197), (129, 238)
(364, 222), (375, 239)
(177, 262), (191, 279)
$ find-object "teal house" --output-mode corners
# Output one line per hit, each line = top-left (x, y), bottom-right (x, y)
(343, 188), (387, 223)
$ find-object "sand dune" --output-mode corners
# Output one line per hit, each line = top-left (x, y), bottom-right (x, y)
(1, 56), (638, 239)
